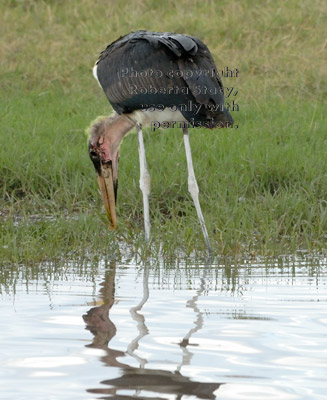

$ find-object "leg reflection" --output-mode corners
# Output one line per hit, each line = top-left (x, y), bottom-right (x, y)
(83, 261), (222, 399)
(127, 264), (150, 369)
(177, 276), (205, 373)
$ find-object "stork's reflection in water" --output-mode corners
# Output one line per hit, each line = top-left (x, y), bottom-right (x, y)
(83, 262), (222, 399)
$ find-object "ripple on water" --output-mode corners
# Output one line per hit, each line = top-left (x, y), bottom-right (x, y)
(0, 257), (326, 400)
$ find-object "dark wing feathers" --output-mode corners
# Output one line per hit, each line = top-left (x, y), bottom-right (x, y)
(95, 30), (233, 124)
(178, 49), (224, 106)
(97, 40), (185, 112)
(157, 34), (198, 56)
(97, 31), (198, 61)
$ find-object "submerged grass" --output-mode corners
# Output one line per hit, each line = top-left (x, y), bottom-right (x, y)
(1, 0), (327, 263)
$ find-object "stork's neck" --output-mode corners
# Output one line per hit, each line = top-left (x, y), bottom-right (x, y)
(110, 113), (136, 139)
(105, 114), (136, 154)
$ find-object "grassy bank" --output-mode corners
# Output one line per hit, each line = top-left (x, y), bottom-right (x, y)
(1, 0), (326, 263)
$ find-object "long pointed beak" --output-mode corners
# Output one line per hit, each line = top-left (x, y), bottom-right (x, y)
(97, 162), (117, 230)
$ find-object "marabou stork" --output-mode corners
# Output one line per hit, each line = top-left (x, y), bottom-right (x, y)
(89, 30), (233, 253)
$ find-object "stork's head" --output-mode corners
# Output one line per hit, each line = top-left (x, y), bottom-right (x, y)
(87, 115), (135, 229)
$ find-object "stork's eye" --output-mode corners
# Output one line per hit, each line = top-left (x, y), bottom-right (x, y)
(89, 149), (98, 159)
(88, 146), (101, 175)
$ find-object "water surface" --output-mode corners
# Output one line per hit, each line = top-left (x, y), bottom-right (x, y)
(1, 257), (326, 399)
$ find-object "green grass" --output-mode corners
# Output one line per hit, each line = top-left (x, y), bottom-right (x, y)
(1, 0), (327, 263)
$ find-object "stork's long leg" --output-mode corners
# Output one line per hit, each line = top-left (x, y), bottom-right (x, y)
(136, 124), (151, 241)
(183, 127), (212, 254)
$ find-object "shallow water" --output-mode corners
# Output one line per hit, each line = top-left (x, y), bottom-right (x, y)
(1, 257), (326, 399)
